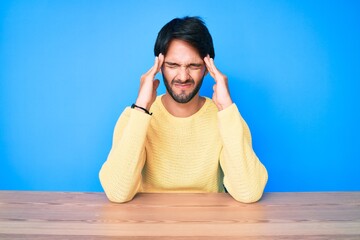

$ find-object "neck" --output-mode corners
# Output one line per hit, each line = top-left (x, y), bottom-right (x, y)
(161, 93), (205, 118)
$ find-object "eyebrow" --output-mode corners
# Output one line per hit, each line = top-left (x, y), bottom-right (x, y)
(165, 61), (203, 67)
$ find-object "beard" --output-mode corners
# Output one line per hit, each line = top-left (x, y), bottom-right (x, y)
(162, 74), (205, 104)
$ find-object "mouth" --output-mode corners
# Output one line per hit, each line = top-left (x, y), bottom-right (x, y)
(174, 83), (193, 90)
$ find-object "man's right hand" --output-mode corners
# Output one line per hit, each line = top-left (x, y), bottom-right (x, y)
(135, 54), (164, 112)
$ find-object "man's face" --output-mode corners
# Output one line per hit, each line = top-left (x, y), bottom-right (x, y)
(161, 39), (207, 103)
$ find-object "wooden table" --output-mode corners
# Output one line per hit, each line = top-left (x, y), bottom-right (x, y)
(0, 191), (359, 239)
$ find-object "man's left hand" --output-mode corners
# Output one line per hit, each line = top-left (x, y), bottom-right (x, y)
(204, 55), (233, 111)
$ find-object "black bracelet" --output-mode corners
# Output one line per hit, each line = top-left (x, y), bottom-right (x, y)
(131, 103), (152, 115)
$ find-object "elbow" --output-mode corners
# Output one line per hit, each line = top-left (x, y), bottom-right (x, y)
(105, 192), (134, 204)
(99, 168), (137, 203)
(232, 189), (265, 203)
(228, 169), (268, 204)
(100, 182), (135, 204)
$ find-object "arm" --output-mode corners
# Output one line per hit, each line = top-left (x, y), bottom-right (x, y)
(218, 105), (268, 203)
(99, 54), (164, 203)
(204, 56), (268, 203)
(99, 108), (151, 203)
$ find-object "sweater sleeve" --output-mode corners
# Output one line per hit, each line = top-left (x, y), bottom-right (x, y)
(99, 107), (151, 203)
(218, 104), (268, 203)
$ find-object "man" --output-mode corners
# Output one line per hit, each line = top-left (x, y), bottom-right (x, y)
(99, 16), (268, 203)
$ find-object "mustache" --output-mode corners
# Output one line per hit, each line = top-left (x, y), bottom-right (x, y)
(171, 79), (195, 84)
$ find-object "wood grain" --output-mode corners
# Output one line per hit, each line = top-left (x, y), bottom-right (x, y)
(0, 191), (359, 239)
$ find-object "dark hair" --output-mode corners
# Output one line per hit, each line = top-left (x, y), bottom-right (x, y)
(154, 16), (215, 59)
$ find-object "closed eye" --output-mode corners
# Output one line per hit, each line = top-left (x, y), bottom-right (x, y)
(165, 62), (180, 69)
(188, 64), (203, 70)
(164, 62), (203, 70)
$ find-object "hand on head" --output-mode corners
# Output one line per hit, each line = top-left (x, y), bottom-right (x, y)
(135, 54), (164, 111)
(135, 53), (233, 112)
(204, 55), (233, 110)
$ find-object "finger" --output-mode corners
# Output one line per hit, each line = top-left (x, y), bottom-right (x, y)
(204, 55), (213, 72)
(156, 53), (164, 73)
(205, 56), (221, 80)
(209, 57), (220, 75)
(207, 57), (225, 84)
(143, 56), (159, 77)
(204, 56), (216, 79)
(150, 56), (160, 75)
(148, 54), (164, 75)
(153, 79), (160, 90)
(149, 53), (164, 77)
(212, 91), (218, 107)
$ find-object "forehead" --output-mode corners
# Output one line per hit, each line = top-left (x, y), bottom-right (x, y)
(165, 39), (203, 64)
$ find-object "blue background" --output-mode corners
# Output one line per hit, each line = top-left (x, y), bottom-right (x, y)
(1, 0), (359, 192)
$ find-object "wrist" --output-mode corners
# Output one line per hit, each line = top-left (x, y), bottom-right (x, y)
(131, 103), (152, 115)
(216, 97), (233, 111)
(220, 101), (233, 110)
(135, 99), (151, 110)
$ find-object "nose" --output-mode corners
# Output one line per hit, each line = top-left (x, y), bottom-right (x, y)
(177, 66), (190, 81)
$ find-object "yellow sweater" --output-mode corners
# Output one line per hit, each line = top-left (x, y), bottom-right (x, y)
(99, 96), (268, 203)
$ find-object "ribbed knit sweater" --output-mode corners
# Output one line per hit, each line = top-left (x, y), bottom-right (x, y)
(99, 96), (268, 203)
